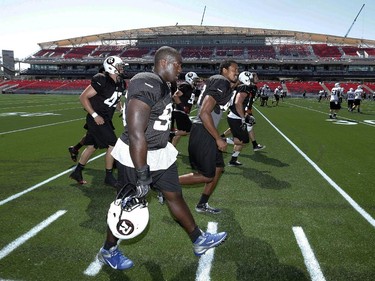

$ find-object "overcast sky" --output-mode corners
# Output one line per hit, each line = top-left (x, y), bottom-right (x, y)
(1, 0), (374, 59)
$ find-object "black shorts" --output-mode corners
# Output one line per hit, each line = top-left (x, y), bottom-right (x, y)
(354, 99), (361, 106)
(86, 115), (117, 149)
(172, 111), (192, 132)
(188, 123), (224, 178)
(347, 100), (354, 108)
(116, 161), (181, 193)
(330, 101), (341, 110)
(227, 117), (249, 144)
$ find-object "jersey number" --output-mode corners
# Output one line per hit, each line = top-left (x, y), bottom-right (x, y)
(154, 103), (173, 131)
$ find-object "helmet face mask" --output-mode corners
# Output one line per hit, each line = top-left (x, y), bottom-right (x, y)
(107, 184), (149, 240)
(103, 56), (126, 75)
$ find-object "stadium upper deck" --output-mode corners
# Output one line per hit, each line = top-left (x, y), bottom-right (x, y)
(21, 25), (375, 81)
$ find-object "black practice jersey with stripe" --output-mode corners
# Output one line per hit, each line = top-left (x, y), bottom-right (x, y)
(90, 73), (125, 120)
(229, 84), (253, 116)
(120, 72), (173, 150)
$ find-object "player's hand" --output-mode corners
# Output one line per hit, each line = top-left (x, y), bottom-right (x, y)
(135, 165), (152, 198)
(94, 115), (105, 125)
(216, 138), (227, 152)
(245, 115), (256, 125)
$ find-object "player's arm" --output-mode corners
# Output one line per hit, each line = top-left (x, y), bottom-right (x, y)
(126, 97), (152, 198)
(79, 84), (97, 115)
(126, 98), (150, 169)
(235, 91), (247, 119)
(200, 95), (227, 151)
(79, 85), (105, 125)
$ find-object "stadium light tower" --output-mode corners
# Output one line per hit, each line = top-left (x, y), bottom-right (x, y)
(344, 4), (365, 38)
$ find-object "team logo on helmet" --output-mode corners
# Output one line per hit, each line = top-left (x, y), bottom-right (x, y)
(106, 57), (115, 65)
(117, 219), (135, 236)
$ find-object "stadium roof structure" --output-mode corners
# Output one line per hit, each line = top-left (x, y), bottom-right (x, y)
(37, 25), (375, 49)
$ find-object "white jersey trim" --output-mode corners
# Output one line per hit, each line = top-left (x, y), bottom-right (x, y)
(111, 138), (178, 171)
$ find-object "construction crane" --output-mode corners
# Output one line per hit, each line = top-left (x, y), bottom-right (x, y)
(344, 4), (365, 38)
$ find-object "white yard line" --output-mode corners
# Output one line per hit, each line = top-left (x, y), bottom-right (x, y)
(0, 118), (85, 135)
(293, 226), (326, 281)
(195, 222), (218, 281)
(83, 258), (104, 276)
(285, 101), (375, 127)
(0, 210), (67, 260)
(83, 221), (221, 278)
(254, 107), (375, 228)
(0, 153), (105, 206)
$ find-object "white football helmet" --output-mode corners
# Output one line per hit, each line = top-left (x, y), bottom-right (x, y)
(238, 71), (252, 86)
(185, 72), (199, 86)
(357, 85), (363, 89)
(107, 185), (149, 240)
(103, 56), (126, 75)
(335, 82), (340, 88)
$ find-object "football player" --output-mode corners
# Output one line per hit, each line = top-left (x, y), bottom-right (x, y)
(352, 85), (363, 113)
(69, 56), (126, 186)
(170, 71), (200, 146)
(272, 85), (282, 106)
(329, 82), (342, 119)
(222, 71), (265, 166)
(97, 46), (227, 270)
(179, 60), (239, 214)
(347, 87), (355, 111)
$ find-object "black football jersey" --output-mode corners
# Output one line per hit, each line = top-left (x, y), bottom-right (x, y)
(176, 82), (195, 111)
(229, 84), (253, 116)
(120, 72), (173, 150)
(90, 73), (125, 119)
(197, 74), (232, 114)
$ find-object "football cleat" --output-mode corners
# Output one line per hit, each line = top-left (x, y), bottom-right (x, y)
(193, 231), (227, 256)
(253, 144), (265, 151)
(104, 174), (118, 188)
(97, 246), (134, 270)
(68, 146), (78, 162)
(195, 203), (221, 214)
(228, 160), (242, 166)
(69, 169), (87, 184)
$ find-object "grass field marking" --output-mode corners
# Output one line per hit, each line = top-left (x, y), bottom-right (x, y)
(292, 226), (326, 281)
(285, 101), (375, 127)
(0, 117), (85, 136)
(195, 222), (218, 281)
(83, 256), (103, 276)
(255, 107), (375, 228)
(0, 210), (67, 260)
(0, 153), (105, 207)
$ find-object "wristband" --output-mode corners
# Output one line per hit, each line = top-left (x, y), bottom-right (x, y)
(91, 112), (98, 118)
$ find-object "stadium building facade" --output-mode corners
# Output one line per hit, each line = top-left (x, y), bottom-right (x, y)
(20, 25), (375, 82)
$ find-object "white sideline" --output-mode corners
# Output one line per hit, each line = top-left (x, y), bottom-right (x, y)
(195, 222), (218, 281)
(0, 153), (105, 206)
(293, 227), (326, 281)
(254, 107), (375, 228)
(0, 117), (85, 135)
(0, 210), (67, 260)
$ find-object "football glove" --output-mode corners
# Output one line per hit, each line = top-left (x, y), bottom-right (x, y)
(135, 165), (152, 198)
(245, 115), (256, 126)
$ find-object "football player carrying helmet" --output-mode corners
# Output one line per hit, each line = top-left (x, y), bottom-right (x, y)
(107, 184), (149, 240)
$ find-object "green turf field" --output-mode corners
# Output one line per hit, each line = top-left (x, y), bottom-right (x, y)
(0, 93), (374, 281)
